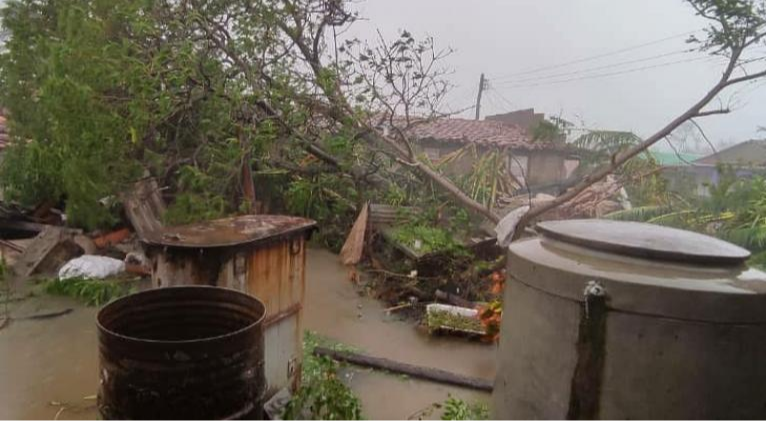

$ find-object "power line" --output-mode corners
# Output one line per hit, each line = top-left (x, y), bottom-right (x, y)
(493, 56), (715, 90)
(491, 29), (702, 81)
(492, 49), (695, 87)
(483, 91), (504, 113)
(487, 89), (516, 110)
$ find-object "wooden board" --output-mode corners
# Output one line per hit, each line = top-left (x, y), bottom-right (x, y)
(11, 227), (78, 278)
(121, 177), (166, 240)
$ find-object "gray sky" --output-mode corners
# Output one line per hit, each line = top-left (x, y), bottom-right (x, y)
(348, 0), (766, 153)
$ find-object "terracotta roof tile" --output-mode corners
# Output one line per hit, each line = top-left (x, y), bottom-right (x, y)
(405, 118), (562, 151)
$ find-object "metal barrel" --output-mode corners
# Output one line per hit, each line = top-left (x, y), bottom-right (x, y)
(97, 286), (266, 420)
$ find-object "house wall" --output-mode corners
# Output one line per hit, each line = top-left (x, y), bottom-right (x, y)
(662, 165), (766, 197)
(416, 139), (566, 187)
(527, 152), (566, 186)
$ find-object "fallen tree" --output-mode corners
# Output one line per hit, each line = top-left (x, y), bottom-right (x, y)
(509, 0), (766, 240)
(0, 0), (499, 238)
(2, 0), (765, 243)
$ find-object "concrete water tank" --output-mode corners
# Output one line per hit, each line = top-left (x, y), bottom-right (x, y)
(493, 219), (766, 419)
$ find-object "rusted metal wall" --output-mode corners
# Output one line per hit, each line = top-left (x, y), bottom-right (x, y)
(148, 235), (307, 398)
(250, 238), (305, 396)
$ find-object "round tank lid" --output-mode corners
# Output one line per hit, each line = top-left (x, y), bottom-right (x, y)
(536, 219), (750, 265)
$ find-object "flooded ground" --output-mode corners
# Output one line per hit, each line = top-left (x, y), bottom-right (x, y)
(0, 295), (99, 420)
(303, 248), (495, 419)
(0, 247), (494, 419)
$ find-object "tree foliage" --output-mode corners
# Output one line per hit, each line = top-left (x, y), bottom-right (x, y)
(606, 166), (766, 267)
(0, 0), (490, 235)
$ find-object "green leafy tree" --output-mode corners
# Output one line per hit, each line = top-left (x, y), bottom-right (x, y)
(0, 0), (492, 233)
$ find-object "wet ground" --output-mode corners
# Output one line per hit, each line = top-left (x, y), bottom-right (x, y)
(0, 247), (495, 419)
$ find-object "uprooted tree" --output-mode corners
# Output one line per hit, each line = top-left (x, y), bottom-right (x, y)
(0, 0), (495, 238)
(1, 0), (766, 243)
(510, 0), (766, 239)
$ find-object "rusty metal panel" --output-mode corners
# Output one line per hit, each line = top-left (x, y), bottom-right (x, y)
(152, 253), (204, 288)
(264, 314), (300, 397)
(218, 253), (248, 292)
(248, 238), (307, 396)
(143, 215), (315, 248)
(247, 241), (304, 315)
(146, 219), (311, 400)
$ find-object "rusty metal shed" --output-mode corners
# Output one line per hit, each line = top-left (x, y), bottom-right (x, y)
(142, 215), (316, 398)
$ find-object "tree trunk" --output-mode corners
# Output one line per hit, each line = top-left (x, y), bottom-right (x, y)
(313, 346), (494, 392)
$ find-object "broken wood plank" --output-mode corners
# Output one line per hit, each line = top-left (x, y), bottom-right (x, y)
(11, 227), (82, 278)
(340, 203), (369, 266)
(93, 228), (131, 249)
(121, 177), (166, 240)
(0, 239), (24, 253)
(368, 203), (418, 226)
(313, 347), (493, 392)
(0, 220), (80, 235)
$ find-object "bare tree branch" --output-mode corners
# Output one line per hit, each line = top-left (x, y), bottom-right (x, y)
(510, 42), (747, 239)
(694, 108), (732, 117)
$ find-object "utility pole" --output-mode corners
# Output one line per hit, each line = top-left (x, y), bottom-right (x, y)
(475, 73), (487, 120)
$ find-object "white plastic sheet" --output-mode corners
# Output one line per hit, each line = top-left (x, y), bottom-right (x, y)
(58, 255), (125, 280)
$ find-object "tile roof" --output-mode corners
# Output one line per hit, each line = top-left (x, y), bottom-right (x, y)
(405, 118), (563, 151)
(694, 139), (766, 167)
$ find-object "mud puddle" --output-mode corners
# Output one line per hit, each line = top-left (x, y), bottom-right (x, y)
(0, 248), (494, 419)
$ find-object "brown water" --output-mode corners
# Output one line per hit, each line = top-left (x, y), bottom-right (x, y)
(0, 296), (99, 420)
(0, 248), (495, 419)
(303, 248), (495, 419)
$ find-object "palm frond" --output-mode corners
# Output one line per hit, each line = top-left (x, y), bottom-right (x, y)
(572, 131), (642, 155)
(720, 226), (766, 250)
(604, 205), (674, 222)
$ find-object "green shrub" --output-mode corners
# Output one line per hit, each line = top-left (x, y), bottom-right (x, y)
(43, 277), (134, 306)
(283, 332), (363, 420)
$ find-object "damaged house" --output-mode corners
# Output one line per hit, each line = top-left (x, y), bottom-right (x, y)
(405, 117), (578, 190)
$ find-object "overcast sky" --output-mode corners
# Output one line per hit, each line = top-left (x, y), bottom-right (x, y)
(347, 0), (766, 153)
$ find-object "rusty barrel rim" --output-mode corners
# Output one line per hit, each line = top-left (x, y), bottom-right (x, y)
(97, 285), (266, 345)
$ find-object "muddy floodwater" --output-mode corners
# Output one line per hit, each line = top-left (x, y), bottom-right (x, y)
(0, 247), (495, 419)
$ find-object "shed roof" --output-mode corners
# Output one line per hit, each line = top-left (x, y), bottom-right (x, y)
(142, 215), (316, 248)
(405, 118), (566, 151)
(694, 139), (766, 167)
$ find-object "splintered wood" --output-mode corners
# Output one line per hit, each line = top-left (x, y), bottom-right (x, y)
(121, 177), (166, 240)
(340, 203), (369, 266)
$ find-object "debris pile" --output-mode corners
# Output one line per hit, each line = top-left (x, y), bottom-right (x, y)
(0, 179), (158, 304)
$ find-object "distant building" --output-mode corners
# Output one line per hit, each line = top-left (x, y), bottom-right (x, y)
(485, 109), (545, 134)
(648, 150), (702, 167)
(405, 117), (576, 189)
(662, 139), (766, 196)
